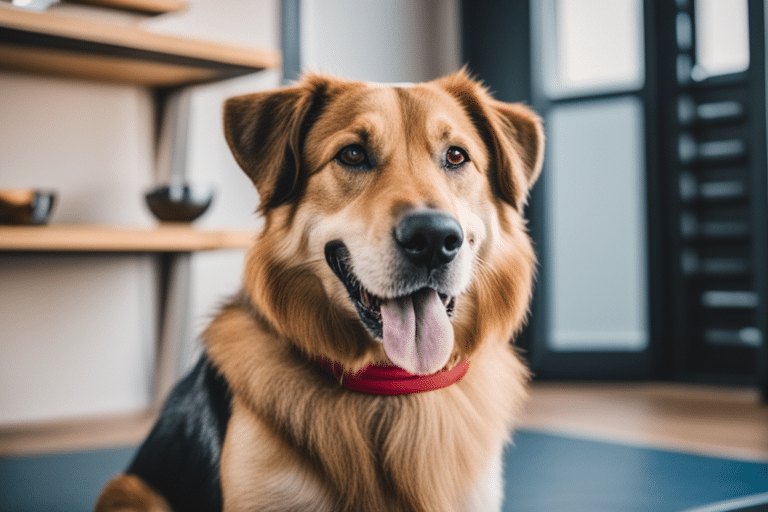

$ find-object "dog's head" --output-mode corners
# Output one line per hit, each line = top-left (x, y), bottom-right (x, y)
(224, 70), (543, 375)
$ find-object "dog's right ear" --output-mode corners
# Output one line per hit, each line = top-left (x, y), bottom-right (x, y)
(223, 78), (327, 210)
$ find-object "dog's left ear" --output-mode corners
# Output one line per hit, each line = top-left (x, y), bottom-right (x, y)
(223, 77), (328, 211)
(436, 70), (544, 210)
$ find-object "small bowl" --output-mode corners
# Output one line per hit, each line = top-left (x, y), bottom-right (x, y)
(145, 184), (213, 223)
(0, 189), (56, 225)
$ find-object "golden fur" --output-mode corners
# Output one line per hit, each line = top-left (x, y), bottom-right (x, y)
(96, 70), (543, 512)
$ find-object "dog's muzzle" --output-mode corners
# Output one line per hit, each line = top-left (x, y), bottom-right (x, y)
(324, 210), (463, 375)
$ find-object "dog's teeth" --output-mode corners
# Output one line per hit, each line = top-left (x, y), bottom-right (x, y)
(361, 288), (370, 308)
(446, 297), (455, 316)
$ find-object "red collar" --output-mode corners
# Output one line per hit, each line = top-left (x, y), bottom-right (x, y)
(318, 358), (470, 395)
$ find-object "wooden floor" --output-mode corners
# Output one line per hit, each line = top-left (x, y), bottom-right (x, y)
(519, 382), (768, 462)
(2, 382), (768, 462)
(0, 410), (156, 456)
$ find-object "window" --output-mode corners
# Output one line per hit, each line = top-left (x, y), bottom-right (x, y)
(539, 0), (645, 97)
(547, 98), (648, 352)
(693, 0), (749, 80)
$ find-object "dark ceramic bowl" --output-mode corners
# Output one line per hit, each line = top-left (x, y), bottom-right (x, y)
(145, 184), (213, 223)
(0, 189), (56, 225)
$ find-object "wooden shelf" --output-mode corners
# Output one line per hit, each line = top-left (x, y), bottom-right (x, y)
(0, 4), (280, 86)
(0, 224), (255, 252)
(63, 0), (188, 15)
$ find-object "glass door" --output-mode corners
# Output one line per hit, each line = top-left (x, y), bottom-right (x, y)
(527, 0), (653, 378)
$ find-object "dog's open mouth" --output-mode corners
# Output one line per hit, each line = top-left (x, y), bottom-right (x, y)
(325, 241), (457, 375)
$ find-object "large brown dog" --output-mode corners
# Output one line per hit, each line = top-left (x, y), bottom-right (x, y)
(95, 70), (543, 512)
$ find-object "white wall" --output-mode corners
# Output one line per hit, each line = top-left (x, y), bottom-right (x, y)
(301, 0), (460, 82)
(0, 0), (280, 424)
(0, 72), (162, 424)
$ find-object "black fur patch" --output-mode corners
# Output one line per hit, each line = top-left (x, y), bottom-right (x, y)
(126, 355), (231, 512)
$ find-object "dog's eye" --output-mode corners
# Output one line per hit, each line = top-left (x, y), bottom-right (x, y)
(336, 145), (370, 168)
(445, 147), (469, 169)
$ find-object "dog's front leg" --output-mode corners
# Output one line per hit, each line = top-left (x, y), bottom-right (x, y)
(94, 474), (172, 512)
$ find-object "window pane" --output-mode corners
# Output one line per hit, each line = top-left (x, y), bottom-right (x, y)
(693, 0), (749, 79)
(538, 0), (645, 97)
(546, 97), (648, 351)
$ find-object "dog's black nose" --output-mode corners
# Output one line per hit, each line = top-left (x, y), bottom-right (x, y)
(395, 210), (463, 269)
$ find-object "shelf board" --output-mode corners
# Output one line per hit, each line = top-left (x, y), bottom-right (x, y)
(63, 0), (188, 15)
(0, 224), (255, 252)
(0, 4), (280, 86)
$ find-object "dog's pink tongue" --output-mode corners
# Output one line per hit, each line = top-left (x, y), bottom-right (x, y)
(380, 289), (454, 375)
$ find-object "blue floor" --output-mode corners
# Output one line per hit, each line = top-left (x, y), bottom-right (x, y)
(503, 430), (768, 512)
(1, 429), (767, 511)
(0, 445), (135, 511)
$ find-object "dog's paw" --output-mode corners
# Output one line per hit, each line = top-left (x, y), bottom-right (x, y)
(94, 474), (171, 512)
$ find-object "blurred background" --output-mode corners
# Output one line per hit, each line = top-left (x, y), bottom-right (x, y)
(1, 0), (767, 509)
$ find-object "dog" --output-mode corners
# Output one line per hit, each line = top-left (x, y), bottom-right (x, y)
(95, 69), (543, 512)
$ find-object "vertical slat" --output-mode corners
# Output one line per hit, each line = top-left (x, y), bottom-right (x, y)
(650, 0), (687, 379)
(280, 0), (301, 84)
(745, 0), (768, 400)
